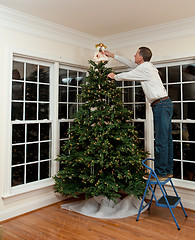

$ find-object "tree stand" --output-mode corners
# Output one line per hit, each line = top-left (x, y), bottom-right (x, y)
(136, 158), (188, 230)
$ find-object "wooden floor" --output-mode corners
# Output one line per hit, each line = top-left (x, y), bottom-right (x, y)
(1, 197), (195, 240)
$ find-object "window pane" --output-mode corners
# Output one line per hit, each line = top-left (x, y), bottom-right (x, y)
(40, 161), (51, 180)
(78, 88), (83, 103)
(134, 122), (144, 138)
(173, 142), (181, 159)
(115, 80), (122, 87)
(135, 104), (145, 119)
(172, 103), (181, 119)
(182, 123), (195, 141)
(138, 139), (145, 149)
(59, 86), (67, 102)
(12, 124), (25, 143)
(12, 166), (24, 187)
(124, 104), (133, 112)
(26, 83), (37, 101)
(168, 66), (180, 83)
(59, 104), (67, 119)
(39, 66), (49, 83)
(26, 63), (37, 82)
(158, 67), (166, 83)
(168, 84), (181, 101)
(59, 68), (67, 85)
(183, 83), (195, 101)
(69, 70), (77, 86)
(40, 123), (51, 141)
(39, 84), (49, 101)
(12, 82), (24, 100)
(78, 72), (86, 86)
(68, 104), (77, 119)
(27, 124), (38, 142)
(124, 81), (133, 86)
(40, 142), (50, 160)
(26, 143), (38, 163)
(173, 161), (181, 179)
(60, 122), (69, 139)
(124, 88), (133, 103)
(69, 87), (77, 102)
(39, 103), (49, 120)
(25, 103), (37, 120)
(12, 102), (23, 120)
(135, 87), (145, 102)
(26, 163), (38, 183)
(135, 81), (141, 86)
(12, 61), (24, 80)
(186, 123), (195, 141)
(182, 64), (195, 82)
(183, 143), (195, 161)
(172, 123), (180, 140)
(183, 162), (195, 181)
(12, 145), (25, 165)
(183, 102), (195, 120)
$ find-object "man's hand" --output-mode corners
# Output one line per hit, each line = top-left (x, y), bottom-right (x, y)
(104, 50), (114, 58)
(108, 72), (116, 79)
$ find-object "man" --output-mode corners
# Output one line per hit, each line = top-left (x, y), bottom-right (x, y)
(105, 47), (173, 181)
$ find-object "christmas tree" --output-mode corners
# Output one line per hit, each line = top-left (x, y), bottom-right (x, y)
(54, 60), (147, 201)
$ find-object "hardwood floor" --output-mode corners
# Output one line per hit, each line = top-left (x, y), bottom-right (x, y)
(1, 197), (194, 240)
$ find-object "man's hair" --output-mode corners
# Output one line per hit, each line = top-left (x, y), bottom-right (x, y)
(139, 47), (152, 62)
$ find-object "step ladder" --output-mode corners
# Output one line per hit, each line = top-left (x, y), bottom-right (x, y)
(136, 158), (188, 230)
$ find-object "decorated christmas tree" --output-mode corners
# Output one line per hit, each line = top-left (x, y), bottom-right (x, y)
(54, 59), (147, 201)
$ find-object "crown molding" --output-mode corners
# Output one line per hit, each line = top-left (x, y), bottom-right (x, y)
(0, 5), (99, 50)
(102, 17), (195, 50)
(0, 6), (195, 51)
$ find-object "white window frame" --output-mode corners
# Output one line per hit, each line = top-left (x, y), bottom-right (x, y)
(3, 55), (57, 198)
(155, 59), (195, 190)
(3, 49), (88, 199)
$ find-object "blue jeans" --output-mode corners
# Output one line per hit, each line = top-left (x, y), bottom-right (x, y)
(152, 98), (173, 177)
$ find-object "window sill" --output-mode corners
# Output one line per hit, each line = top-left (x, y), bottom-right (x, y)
(168, 178), (195, 191)
(2, 178), (55, 200)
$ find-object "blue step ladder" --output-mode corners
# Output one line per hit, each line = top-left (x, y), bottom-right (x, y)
(136, 158), (188, 230)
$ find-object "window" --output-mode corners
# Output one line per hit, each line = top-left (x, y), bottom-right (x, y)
(58, 66), (86, 161)
(115, 75), (146, 149)
(11, 59), (52, 187)
(157, 62), (195, 182)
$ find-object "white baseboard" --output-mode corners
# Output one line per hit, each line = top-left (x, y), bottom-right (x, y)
(0, 194), (65, 222)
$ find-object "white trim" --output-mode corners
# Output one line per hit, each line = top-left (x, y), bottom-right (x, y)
(0, 190), (65, 222)
(102, 17), (195, 50)
(0, 5), (99, 50)
(0, 6), (195, 51)
(2, 179), (54, 200)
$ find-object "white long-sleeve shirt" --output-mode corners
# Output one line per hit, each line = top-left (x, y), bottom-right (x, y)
(114, 55), (167, 104)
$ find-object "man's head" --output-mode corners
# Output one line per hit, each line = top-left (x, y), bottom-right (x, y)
(134, 47), (152, 64)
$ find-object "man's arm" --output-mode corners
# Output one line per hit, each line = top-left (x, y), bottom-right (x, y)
(104, 50), (137, 69)
(108, 64), (148, 82)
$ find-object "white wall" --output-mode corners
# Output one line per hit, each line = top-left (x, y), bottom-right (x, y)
(106, 34), (195, 67)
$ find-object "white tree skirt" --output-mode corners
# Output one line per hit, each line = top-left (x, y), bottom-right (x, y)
(61, 195), (146, 219)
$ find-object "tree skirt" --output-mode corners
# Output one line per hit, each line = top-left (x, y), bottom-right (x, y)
(61, 195), (146, 219)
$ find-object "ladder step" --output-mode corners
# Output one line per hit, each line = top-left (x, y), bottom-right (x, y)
(156, 196), (181, 208)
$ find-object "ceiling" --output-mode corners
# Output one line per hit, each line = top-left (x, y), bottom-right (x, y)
(0, 0), (195, 37)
